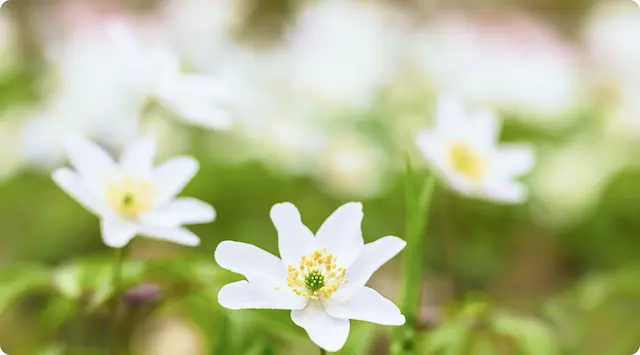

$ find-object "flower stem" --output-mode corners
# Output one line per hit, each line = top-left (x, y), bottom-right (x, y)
(110, 245), (129, 355)
(391, 157), (437, 355)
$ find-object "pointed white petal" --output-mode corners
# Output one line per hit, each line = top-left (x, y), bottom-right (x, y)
(101, 217), (136, 248)
(141, 197), (215, 227)
(214, 241), (288, 288)
(435, 94), (465, 136)
(416, 130), (448, 174)
(494, 145), (536, 177)
(336, 236), (406, 300)
(218, 281), (307, 310)
(151, 156), (199, 206)
(291, 302), (350, 352)
(156, 74), (234, 130)
(468, 108), (501, 149)
(315, 202), (364, 268)
(63, 135), (117, 182)
(325, 287), (405, 326)
(120, 137), (157, 176)
(270, 202), (316, 265)
(52, 168), (107, 215)
(137, 225), (200, 246)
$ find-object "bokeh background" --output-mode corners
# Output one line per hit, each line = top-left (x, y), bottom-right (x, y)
(0, 0), (639, 354)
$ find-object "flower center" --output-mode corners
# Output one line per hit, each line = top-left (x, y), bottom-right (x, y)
(449, 142), (485, 180)
(106, 175), (157, 219)
(287, 249), (347, 300)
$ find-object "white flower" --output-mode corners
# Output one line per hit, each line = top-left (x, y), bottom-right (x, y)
(411, 12), (582, 129)
(416, 96), (535, 203)
(215, 202), (406, 352)
(282, 0), (405, 108)
(0, 0), (8, 8)
(52, 136), (215, 248)
(0, 346), (6, 355)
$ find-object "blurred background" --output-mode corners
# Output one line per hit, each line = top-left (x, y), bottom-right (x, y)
(0, 0), (639, 354)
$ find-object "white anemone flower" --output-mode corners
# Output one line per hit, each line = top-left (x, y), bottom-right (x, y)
(215, 202), (406, 352)
(416, 96), (536, 203)
(52, 136), (215, 248)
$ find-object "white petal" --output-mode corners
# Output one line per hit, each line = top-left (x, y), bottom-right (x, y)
(270, 202), (316, 265)
(315, 202), (364, 268)
(494, 145), (536, 177)
(156, 74), (234, 130)
(137, 225), (200, 246)
(52, 168), (107, 215)
(467, 108), (501, 150)
(101, 217), (137, 248)
(214, 241), (288, 288)
(435, 94), (465, 137)
(218, 281), (307, 311)
(151, 156), (199, 206)
(482, 181), (528, 204)
(325, 287), (405, 326)
(336, 236), (406, 300)
(416, 130), (448, 174)
(120, 137), (157, 176)
(141, 197), (215, 227)
(63, 135), (117, 183)
(291, 302), (350, 352)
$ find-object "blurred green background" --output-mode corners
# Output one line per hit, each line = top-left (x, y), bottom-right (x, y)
(0, 0), (640, 354)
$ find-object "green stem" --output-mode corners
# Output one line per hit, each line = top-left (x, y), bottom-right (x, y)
(110, 245), (128, 355)
(391, 158), (437, 355)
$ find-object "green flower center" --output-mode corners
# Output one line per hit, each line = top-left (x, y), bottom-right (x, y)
(304, 270), (325, 292)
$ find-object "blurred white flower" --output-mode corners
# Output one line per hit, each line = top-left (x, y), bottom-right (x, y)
(315, 135), (388, 198)
(531, 141), (623, 226)
(215, 202), (406, 352)
(282, 0), (406, 109)
(584, 2), (640, 84)
(52, 136), (215, 248)
(416, 96), (535, 203)
(0, 0), (7, 8)
(158, 0), (246, 71)
(411, 12), (582, 129)
(632, 346), (640, 355)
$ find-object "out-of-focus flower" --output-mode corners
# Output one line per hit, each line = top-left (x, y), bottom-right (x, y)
(215, 202), (406, 352)
(0, 0), (8, 8)
(281, 0), (406, 109)
(158, 0), (247, 71)
(411, 12), (583, 129)
(52, 136), (215, 248)
(584, 2), (640, 141)
(135, 316), (204, 355)
(531, 140), (623, 226)
(416, 96), (535, 204)
(124, 283), (162, 304)
(315, 135), (388, 198)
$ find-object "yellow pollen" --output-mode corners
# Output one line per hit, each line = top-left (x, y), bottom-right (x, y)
(448, 142), (485, 180)
(287, 249), (347, 300)
(106, 174), (157, 219)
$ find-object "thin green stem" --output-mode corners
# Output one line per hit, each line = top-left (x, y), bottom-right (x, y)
(391, 157), (437, 355)
(110, 245), (129, 355)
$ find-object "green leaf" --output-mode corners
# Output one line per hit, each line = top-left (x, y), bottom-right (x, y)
(492, 312), (560, 355)
(0, 266), (51, 313)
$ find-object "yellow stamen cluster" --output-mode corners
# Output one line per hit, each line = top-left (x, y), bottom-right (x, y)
(106, 175), (157, 219)
(286, 249), (347, 300)
(449, 142), (486, 181)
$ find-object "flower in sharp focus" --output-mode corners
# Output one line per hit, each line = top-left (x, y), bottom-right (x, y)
(215, 202), (406, 352)
(52, 136), (215, 248)
(416, 95), (535, 203)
